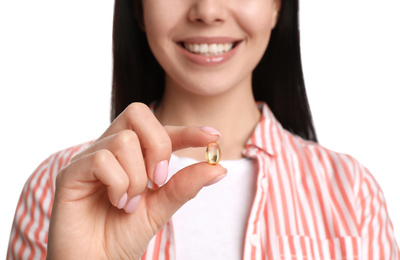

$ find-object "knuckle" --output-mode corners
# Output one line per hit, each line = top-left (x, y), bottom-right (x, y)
(143, 139), (172, 165)
(113, 130), (140, 149)
(157, 135), (172, 154)
(91, 149), (114, 167)
(125, 102), (148, 118)
(114, 174), (129, 190)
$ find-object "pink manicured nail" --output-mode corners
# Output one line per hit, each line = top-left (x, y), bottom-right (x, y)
(117, 192), (128, 209)
(200, 126), (221, 136)
(205, 173), (227, 187)
(124, 195), (141, 214)
(154, 160), (169, 186)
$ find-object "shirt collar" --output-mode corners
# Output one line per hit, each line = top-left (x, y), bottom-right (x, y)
(242, 102), (283, 158)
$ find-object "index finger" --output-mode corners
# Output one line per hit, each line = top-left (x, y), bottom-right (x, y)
(165, 125), (221, 151)
(98, 103), (221, 185)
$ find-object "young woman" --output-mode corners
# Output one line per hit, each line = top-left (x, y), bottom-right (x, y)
(8, 0), (399, 259)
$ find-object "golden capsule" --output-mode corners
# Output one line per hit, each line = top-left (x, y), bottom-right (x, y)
(206, 142), (221, 165)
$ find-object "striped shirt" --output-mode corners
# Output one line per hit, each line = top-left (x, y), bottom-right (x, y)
(7, 102), (400, 259)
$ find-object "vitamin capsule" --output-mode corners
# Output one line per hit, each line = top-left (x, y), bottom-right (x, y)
(206, 142), (221, 165)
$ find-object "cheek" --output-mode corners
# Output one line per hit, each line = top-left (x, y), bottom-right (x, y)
(143, 1), (173, 40)
(235, 2), (277, 36)
(143, 1), (187, 63)
(143, 9), (166, 40)
(142, 7), (171, 65)
(143, 0), (184, 36)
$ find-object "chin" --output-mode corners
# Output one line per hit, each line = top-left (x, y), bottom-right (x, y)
(183, 83), (234, 98)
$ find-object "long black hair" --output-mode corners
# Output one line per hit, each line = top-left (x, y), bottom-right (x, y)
(111, 0), (318, 142)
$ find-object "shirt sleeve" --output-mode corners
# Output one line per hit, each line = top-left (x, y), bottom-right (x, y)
(357, 165), (400, 259)
(7, 156), (54, 260)
(7, 143), (91, 260)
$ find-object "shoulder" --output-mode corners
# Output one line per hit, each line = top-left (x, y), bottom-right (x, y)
(278, 131), (390, 225)
(281, 130), (373, 194)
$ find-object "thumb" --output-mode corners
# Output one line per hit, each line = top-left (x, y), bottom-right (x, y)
(146, 162), (227, 230)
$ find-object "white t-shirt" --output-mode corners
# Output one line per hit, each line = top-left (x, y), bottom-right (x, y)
(169, 153), (258, 260)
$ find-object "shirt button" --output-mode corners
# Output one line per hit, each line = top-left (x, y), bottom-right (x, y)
(250, 234), (259, 246)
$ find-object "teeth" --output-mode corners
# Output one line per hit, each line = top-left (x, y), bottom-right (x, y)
(184, 43), (234, 55)
(200, 43), (208, 54)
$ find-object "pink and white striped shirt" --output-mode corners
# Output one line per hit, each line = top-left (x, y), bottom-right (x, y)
(8, 103), (400, 259)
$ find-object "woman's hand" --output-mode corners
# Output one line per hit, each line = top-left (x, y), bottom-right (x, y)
(46, 103), (226, 259)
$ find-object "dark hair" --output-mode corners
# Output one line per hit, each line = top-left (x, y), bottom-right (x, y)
(111, 0), (318, 142)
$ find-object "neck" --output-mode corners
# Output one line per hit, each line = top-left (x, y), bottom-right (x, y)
(154, 77), (261, 161)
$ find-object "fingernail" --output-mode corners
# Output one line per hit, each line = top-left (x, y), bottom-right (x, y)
(124, 195), (141, 214)
(200, 126), (221, 137)
(154, 160), (169, 186)
(117, 192), (128, 209)
(205, 173), (227, 187)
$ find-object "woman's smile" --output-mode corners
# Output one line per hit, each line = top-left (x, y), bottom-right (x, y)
(176, 37), (242, 65)
(183, 42), (234, 55)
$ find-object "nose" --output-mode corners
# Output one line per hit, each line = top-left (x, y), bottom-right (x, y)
(188, 0), (227, 26)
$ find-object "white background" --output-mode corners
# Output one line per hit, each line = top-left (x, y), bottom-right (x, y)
(1, 0), (399, 257)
